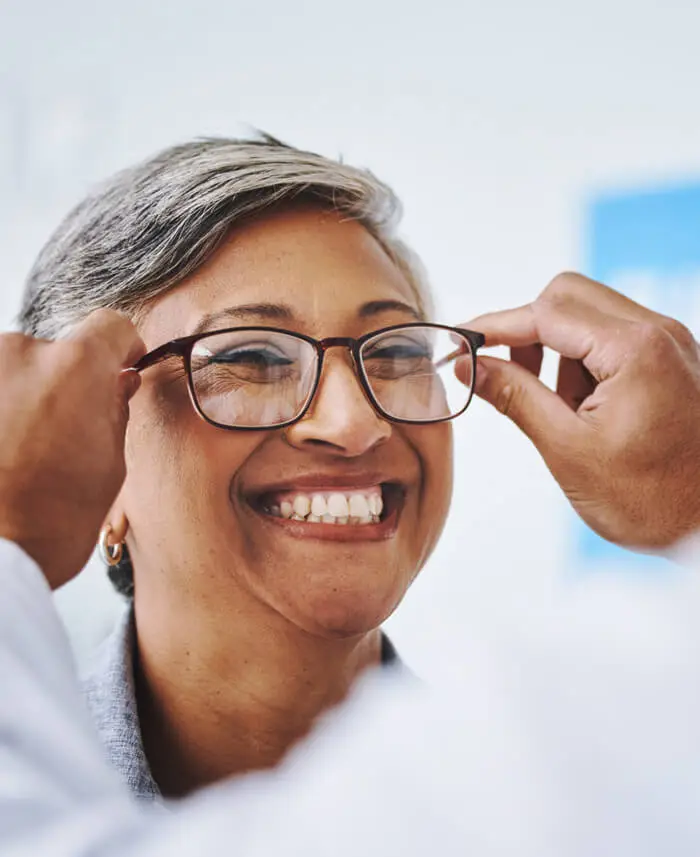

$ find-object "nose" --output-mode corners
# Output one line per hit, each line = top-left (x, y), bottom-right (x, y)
(284, 351), (391, 456)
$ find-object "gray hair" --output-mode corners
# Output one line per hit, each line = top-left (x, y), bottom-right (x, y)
(19, 133), (431, 597)
(19, 133), (431, 339)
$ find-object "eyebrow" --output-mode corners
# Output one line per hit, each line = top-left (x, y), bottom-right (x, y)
(358, 300), (422, 321)
(191, 298), (422, 336)
(191, 303), (294, 335)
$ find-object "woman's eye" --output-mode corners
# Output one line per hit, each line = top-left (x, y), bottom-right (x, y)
(363, 339), (435, 381)
(210, 348), (293, 367)
(367, 341), (432, 361)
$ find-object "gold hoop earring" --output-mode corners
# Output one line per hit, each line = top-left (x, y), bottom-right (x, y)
(98, 525), (124, 567)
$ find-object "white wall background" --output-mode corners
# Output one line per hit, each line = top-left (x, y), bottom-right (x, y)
(2, 0), (700, 680)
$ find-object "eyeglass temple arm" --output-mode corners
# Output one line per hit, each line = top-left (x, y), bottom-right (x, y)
(128, 342), (183, 373)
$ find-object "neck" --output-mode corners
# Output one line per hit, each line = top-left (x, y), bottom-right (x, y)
(133, 595), (382, 798)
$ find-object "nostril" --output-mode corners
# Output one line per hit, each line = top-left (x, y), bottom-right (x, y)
(304, 438), (341, 450)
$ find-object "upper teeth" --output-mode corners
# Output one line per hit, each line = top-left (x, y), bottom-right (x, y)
(269, 489), (384, 525)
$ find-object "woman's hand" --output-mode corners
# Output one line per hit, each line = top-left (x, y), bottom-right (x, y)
(0, 310), (145, 589)
(461, 272), (700, 551)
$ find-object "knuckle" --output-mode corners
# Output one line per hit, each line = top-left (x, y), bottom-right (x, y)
(0, 333), (41, 370)
(531, 293), (555, 321)
(535, 288), (572, 321)
(90, 307), (130, 333)
(660, 316), (696, 351)
(631, 320), (669, 349)
(630, 322), (683, 371)
(56, 336), (100, 369)
(89, 307), (119, 322)
(531, 290), (566, 333)
(540, 271), (581, 303)
(88, 309), (139, 358)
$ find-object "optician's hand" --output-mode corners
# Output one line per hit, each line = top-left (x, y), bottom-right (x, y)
(461, 273), (700, 551)
(0, 311), (145, 589)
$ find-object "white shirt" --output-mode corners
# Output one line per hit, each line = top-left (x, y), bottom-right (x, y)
(2, 537), (700, 856)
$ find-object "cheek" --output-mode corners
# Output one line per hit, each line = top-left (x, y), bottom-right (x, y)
(413, 423), (454, 545)
(122, 385), (260, 537)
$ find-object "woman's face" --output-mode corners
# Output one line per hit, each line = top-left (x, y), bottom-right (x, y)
(118, 208), (453, 638)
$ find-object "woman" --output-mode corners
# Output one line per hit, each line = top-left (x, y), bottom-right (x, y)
(19, 134), (481, 801)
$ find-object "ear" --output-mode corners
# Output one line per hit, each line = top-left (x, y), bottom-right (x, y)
(107, 511), (129, 544)
(102, 491), (130, 545)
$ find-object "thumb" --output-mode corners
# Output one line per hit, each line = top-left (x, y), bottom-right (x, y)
(464, 354), (584, 456)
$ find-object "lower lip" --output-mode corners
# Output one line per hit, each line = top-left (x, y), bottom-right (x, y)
(250, 506), (400, 542)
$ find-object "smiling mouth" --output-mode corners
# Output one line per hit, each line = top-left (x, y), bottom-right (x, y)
(248, 483), (404, 531)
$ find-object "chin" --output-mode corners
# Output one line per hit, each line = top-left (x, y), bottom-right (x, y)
(286, 583), (405, 639)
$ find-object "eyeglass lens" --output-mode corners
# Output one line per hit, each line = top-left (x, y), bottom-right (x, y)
(360, 326), (474, 422)
(189, 326), (474, 428)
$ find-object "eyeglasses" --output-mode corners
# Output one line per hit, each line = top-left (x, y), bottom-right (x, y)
(132, 323), (485, 430)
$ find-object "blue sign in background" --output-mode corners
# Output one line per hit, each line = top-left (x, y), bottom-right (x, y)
(577, 182), (700, 567)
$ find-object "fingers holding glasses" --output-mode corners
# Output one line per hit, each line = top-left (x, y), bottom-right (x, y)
(542, 271), (698, 342)
(467, 292), (633, 380)
(62, 309), (146, 426)
(65, 308), (147, 371)
(0, 311), (148, 590)
(457, 271), (700, 550)
(465, 272), (697, 408)
(464, 351), (585, 456)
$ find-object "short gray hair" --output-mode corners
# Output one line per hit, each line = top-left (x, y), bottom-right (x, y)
(19, 133), (431, 339)
(19, 133), (431, 597)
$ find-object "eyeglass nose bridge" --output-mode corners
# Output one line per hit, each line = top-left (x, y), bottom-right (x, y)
(311, 335), (367, 394)
(317, 336), (358, 351)
(303, 336), (390, 425)
(315, 336), (363, 371)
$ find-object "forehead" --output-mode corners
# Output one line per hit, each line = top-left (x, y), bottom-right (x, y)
(139, 207), (421, 346)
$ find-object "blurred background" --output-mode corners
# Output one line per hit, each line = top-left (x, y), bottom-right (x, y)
(2, 0), (700, 681)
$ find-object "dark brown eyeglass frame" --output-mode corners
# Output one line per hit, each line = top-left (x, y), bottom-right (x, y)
(132, 322), (486, 431)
